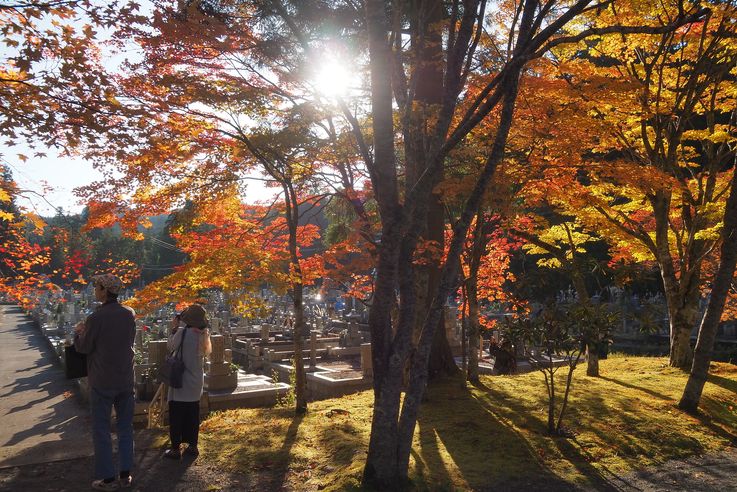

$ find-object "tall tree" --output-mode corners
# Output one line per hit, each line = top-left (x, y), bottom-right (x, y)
(540, 1), (737, 368)
(679, 147), (737, 412)
(358, 0), (707, 486)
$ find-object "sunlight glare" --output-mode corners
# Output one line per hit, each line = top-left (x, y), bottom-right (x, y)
(314, 61), (352, 98)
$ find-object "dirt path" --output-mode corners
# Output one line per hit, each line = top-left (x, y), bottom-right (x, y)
(615, 446), (737, 492)
(0, 448), (258, 492)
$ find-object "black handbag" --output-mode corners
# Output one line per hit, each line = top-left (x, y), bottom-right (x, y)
(159, 329), (187, 388)
(64, 344), (87, 379)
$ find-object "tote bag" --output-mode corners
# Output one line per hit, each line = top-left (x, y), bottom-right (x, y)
(64, 344), (87, 379)
(159, 329), (187, 388)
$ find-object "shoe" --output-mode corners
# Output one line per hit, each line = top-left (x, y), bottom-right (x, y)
(91, 479), (120, 491)
(119, 475), (133, 488)
(183, 446), (199, 457)
(163, 448), (181, 460)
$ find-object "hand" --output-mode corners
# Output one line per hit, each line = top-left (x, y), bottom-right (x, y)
(74, 321), (86, 335)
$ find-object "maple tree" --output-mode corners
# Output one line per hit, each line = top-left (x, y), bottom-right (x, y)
(0, 1), (143, 151)
(127, 194), (320, 314)
(457, 213), (522, 382)
(0, 164), (54, 309)
(524, 1), (737, 369)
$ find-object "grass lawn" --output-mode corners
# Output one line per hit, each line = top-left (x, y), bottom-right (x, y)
(195, 355), (737, 490)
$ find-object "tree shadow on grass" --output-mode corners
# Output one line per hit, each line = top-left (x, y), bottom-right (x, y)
(412, 417), (455, 490)
(597, 375), (671, 401)
(687, 401), (737, 445)
(266, 412), (304, 490)
(417, 380), (598, 491)
(707, 374), (737, 394)
(318, 417), (364, 467)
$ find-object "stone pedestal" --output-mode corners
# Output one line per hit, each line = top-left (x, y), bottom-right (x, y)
(360, 343), (373, 378)
(148, 340), (168, 366)
(205, 372), (238, 392)
(260, 325), (270, 343)
(210, 335), (225, 363)
(205, 334), (236, 391)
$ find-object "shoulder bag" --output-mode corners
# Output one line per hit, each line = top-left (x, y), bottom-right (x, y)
(64, 344), (87, 379)
(159, 328), (187, 388)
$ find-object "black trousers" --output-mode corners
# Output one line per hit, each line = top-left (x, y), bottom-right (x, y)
(168, 400), (200, 449)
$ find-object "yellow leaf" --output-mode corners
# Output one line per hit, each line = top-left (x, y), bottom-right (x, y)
(0, 189), (10, 202)
(0, 211), (14, 221)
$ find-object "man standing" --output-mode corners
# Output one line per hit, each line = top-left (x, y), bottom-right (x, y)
(75, 274), (136, 490)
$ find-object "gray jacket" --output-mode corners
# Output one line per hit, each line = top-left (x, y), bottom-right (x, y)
(74, 301), (136, 391)
(167, 327), (206, 402)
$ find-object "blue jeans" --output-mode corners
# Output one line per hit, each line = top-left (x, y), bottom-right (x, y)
(90, 387), (135, 480)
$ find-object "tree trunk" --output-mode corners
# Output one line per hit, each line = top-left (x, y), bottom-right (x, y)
(679, 169), (737, 413)
(667, 282), (701, 369)
(396, 69), (523, 485)
(285, 185), (307, 414)
(363, 221), (407, 488)
(586, 348), (599, 377)
(652, 190), (699, 369)
(292, 281), (307, 414)
(467, 278), (480, 382)
(428, 315), (459, 378)
(363, 366), (405, 488)
(571, 269), (600, 377)
(426, 192), (458, 379)
(670, 322), (694, 368)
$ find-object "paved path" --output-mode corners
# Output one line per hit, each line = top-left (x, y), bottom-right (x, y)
(0, 305), (93, 468)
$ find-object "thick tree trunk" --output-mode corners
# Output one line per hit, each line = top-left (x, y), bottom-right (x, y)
(670, 322), (695, 368)
(396, 70), (523, 485)
(652, 190), (698, 369)
(362, 0), (405, 483)
(667, 280), (701, 369)
(363, 367), (405, 488)
(679, 169), (737, 413)
(363, 221), (407, 488)
(586, 347), (599, 377)
(428, 316), (459, 378)
(427, 193), (459, 379)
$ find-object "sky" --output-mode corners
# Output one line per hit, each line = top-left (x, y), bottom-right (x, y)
(2, 144), (102, 216)
(3, 144), (279, 217)
(0, 0), (351, 218)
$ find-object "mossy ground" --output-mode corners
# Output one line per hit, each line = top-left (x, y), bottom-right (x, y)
(195, 356), (737, 491)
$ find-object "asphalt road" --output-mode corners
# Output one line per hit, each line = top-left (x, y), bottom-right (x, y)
(0, 305), (93, 468)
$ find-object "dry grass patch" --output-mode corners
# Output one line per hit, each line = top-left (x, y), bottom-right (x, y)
(197, 356), (737, 490)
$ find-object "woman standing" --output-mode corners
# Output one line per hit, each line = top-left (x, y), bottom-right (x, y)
(164, 304), (212, 459)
